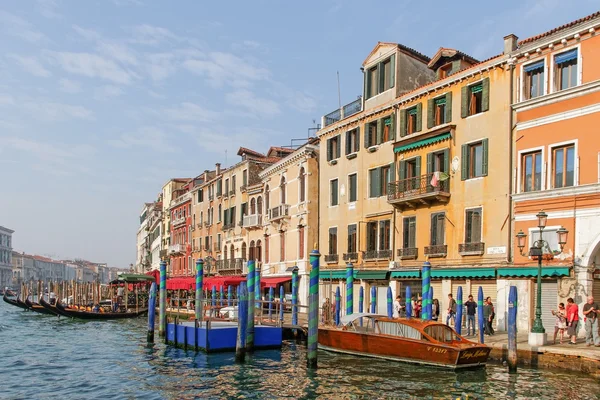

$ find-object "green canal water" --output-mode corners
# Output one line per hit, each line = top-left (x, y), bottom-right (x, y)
(1, 301), (599, 400)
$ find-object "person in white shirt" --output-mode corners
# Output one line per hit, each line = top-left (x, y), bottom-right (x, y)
(393, 295), (404, 318)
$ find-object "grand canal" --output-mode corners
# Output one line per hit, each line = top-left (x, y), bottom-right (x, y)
(1, 301), (599, 399)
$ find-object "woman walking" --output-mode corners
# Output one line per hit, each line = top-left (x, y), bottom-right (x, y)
(551, 303), (567, 344)
(566, 297), (579, 345)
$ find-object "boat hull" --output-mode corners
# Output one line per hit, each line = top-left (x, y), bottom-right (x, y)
(2, 292), (29, 310)
(40, 298), (71, 318)
(25, 298), (57, 315)
(56, 302), (148, 320)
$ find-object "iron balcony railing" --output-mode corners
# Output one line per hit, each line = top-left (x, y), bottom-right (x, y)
(168, 244), (185, 254)
(343, 252), (358, 262)
(269, 204), (290, 221)
(324, 254), (339, 263)
(242, 214), (262, 228)
(424, 245), (447, 258)
(397, 247), (418, 260)
(223, 222), (235, 230)
(387, 173), (450, 204)
(204, 221), (211, 227)
(363, 249), (392, 260)
(215, 258), (246, 272)
(172, 216), (186, 226)
(324, 108), (341, 127)
(323, 96), (363, 127)
(208, 194), (214, 201)
(229, 189), (236, 197)
(459, 242), (485, 256)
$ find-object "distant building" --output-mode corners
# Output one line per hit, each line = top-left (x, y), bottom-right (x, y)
(0, 226), (14, 288)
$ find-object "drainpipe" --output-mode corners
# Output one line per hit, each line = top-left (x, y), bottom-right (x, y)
(507, 59), (515, 263)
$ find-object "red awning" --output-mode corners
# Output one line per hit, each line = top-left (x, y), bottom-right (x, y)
(203, 276), (246, 290)
(146, 269), (160, 285)
(261, 276), (292, 288)
(166, 277), (195, 290)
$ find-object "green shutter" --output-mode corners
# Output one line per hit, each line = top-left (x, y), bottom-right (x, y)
(427, 98), (435, 129)
(461, 86), (469, 118)
(364, 124), (369, 148)
(481, 77), (490, 112)
(481, 138), (489, 176)
(365, 69), (371, 100)
(389, 162), (395, 182)
(336, 135), (341, 158)
(461, 144), (468, 180)
(389, 54), (395, 89)
(355, 126), (361, 151)
(369, 169), (376, 197)
(378, 62), (385, 94)
(399, 109), (407, 137)
(374, 168), (381, 197)
(415, 103), (423, 132)
(389, 113), (396, 141)
(327, 139), (332, 161)
(443, 148), (450, 173)
(345, 131), (351, 155)
(376, 119), (383, 145)
(426, 152), (433, 175)
(415, 156), (421, 178)
(445, 91), (453, 123)
(398, 161), (406, 192)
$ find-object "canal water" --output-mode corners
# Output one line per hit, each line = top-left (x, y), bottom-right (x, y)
(1, 302), (599, 400)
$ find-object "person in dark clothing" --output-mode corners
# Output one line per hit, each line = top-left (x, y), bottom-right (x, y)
(465, 295), (477, 336)
(483, 297), (495, 335)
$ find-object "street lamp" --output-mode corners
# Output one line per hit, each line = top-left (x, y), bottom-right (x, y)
(516, 210), (568, 338)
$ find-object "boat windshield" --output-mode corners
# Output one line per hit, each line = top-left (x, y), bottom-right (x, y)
(424, 325), (462, 343)
(377, 321), (422, 340)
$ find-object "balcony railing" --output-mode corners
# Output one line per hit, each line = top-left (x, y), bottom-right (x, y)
(324, 108), (341, 127)
(424, 245), (447, 258)
(459, 242), (485, 256)
(343, 252), (358, 262)
(324, 254), (339, 263)
(323, 96), (363, 127)
(242, 214), (262, 229)
(215, 258), (245, 273)
(204, 221), (211, 227)
(387, 173), (450, 209)
(269, 204), (290, 221)
(172, 216), (186, 226)
(240, 185), (247, 192)
(397, 247), (418, 260)
(168, 244), (185, 255)
(214, 243), (220, 252)
(223, 222), (235, 231)
(363, 249), (392, 260)
(229, 189), (236, 197)
(208, 194), (214, 201)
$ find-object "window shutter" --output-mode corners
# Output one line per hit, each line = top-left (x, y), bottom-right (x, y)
(461, 144), (468, 180)
(427, 99), (434, 129)
(445, 91), (453, 122)
(365, 69), (371, 100)
(363, 124), (369, 148)
(430, 214), (437, 245)
(481, 77), (490, 112)
(399, 109), (407, 137)
(336, 135), (341, 158)
(327, 139), (332, 161)
(398, 160), (406, 180)
(426, 152), (434, 175)
(415, 102), (423, 132)
(374, 168), (382, 197)
(369, 169), (376, 197)
(389, 162), (395, 182)
(345, 131), (351, 155)
(378, 62), (385, 94)
(389, 113), (396, 141)
(415, 156), (421, 178)
(461, 86), (469, 118)
(355, 126), (361, 152)
(466, 210), (473, 243)
(389, 54), (396, 89)
(409, 218), (416, 248)
(443, 148), (450, 173)
(481, 138), (489, 176)
(376, 119), (383, 145)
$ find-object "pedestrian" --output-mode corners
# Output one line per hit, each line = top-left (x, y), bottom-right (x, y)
(414, 299), (422, 318)
(322, 298), (332, 325)
(393, 295), (404, 318)
(551, 303), (567, 344)
(446, 294), (456, 326)
(432, 299), (440, 321)
(465, 294), (477, 336)
(583, 296), (600, 347)
(483, 297), (495, 335)
(566, 297), (579, 345)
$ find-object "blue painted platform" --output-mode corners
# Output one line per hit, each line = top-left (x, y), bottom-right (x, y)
(165, 321), (282, 353)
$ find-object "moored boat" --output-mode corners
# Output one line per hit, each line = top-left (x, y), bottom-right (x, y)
(318, 313), (490, 369)
(55, 301), (148, 320)
(40, 297), (71, 318)
(2, 291), (29, 310)
(24, 297), (58, 316)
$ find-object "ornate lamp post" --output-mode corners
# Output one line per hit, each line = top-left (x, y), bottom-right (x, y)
(516, 210), (568, 339)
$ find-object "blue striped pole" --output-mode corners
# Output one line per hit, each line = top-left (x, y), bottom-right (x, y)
(255, 266), (261, 309)
(508, 286), (518, 372)
(268, 286), (274, 320)
(228, 285), (232, 307)
(159, 261), (167, 337)
(335, 286), (341, 326)
(456, 286), (463, 335)
(291, 267), (298, 326)
(346, 263), (354, 316)
(421, 261), (431, 320)
(370, 286), (376, 313)
(220, 285), (224, 307)
(359, 285), (364, 327)
(195, 259), (203, 321)
(307, 248), (320, 369)
(147, 282), (157, 343)
(235, 281), (248, 363)
(405, 285), (412, 319)
(246, 260), (255, 350)
(428, 286), (433, 320)
(279, 285), (284, 322)
(478, 286), (484, 344)
(387, 286), (393, 318)
(212, 286), (216, 314)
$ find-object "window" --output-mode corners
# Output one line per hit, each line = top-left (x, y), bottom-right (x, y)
(366, 221), (377, 251)
(369, 165), (393, 198)
(365, 55), (395, 99)
(327, 135), (341, 161)
(523, 61), (545, 99)
(250, 198), (256, 214)
(257, 196), (263, 215)
(232, 175), (236, 192)
(400, 104), (422, 137)
(430, 213), (445, 245)
(521, 151), (542, 192)
(345, 128), (360, 155)
(280, 231), (286, 262)
(256, 239), (262, 262)
(554, 49), (578, 91)
(217, 179), (222, 196)
(265, 235), (269, 263)
(427, 93), (452, 128)
(407, 107), (417, 135)
(198, 189), (203, 203)
(328, 227), (338, 255)
(299, 226), (305, 259)
(367, 66), (378, 98)
(439, 63), (453, 79)
(225, 179), (229, 195)
(242, 242), (247, 260)
(378, 220), (391, 251)
(242, 170), (248, 187)
(299, 167), (306, 202)
(465, 208), (482, 244)
(461, 78), (489, 117)
(280, 176), (286, 204)
(218, 204), (222, 223)
(402, 217), (416, 249)
(347, 224), (357, 253)
(217, 234), (222, 250)
(461, 139), (488, 180)
(330, 179), (339, 206)
(348, 173), (357, 202)
(366, 121), (377, 148)
(265, 186), (270, 213)
(552, 144), (575, 188)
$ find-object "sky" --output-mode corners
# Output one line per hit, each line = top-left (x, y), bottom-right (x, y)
(0, 0), (598, 268)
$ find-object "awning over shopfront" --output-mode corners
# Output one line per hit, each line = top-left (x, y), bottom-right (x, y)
(355, 270), (389, 280)
(319, 269), (356, 280)
(390, 270), (421, 279)
(203, 276), (246, 289)
(166, 277), (195, 290)
(431, 268), (495, 279)
(497, 267), (570, 278)
(393, 132), (451, 153)
(261, 276), (292, 288)
(146, 269), (160, 285)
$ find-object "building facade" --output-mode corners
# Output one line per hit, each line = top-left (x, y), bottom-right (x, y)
(161, 178), (190, 272)
(0, 226), (14, 289)
(169, 181), (194, 276)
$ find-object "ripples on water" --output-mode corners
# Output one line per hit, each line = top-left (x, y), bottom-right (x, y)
(1, 302), (599, 400)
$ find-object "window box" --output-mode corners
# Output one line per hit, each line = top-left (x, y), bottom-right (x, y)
(458, 242), (485, 256)
(346, 153), (357, 160)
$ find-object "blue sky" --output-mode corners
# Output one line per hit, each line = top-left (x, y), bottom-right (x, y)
(0, 0), (598, 268)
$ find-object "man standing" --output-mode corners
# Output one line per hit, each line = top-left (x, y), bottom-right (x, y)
(483, 297), (495, 335)
(446, 294), (456, 326)
(583, 296), (600, 347)
(393, 295), (404, 318)
(465, 295), (477, 336)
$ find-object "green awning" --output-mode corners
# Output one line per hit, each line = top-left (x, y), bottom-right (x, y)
(431, 268), (496, 279)
(319, 270), (355, 280)
(497, 267), (570, 278)
(355, 270), (389, 280)
(394, 132), (451, 153)
(112, 273), (155, 283)
(390, 270), (421, 279)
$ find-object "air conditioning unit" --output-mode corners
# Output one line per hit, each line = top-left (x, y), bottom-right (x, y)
(388, 261), (399, 270)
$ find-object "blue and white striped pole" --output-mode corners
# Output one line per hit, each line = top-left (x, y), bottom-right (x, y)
(220, 285), (224, 307)
(228, 285), (232, 307)
(307, 249), (320, 369)
(387, 286), (393, 318)
(359, 285), (364, 327)
(159, 260), (167, 337)
(246, 260), (255, 351)
(370, 286), (376, 314)
(235, 281), (248, 363)
(508, 286), (518, 372)
(428, 286), (433, 320)
(291, 266), (299, 326)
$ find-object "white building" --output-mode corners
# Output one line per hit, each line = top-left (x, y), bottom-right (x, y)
(0, 226), (14, 289)
(136, 201), (163, 273)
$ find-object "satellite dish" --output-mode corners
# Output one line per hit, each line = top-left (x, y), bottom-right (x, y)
(451, 156), (460, 173)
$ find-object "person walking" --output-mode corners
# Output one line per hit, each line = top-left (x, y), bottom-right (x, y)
(432, 299), (440, 321)
(583, 296), (600, 347)
(566, 297), (579, 345)
(322, 298), (332, 325)
(446, 294), (456, 326)
(551, 303), (567, 344)
(465, 295), (477, 336)
(483, 297), (495, 335)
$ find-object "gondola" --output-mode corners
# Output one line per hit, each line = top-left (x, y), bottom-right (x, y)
(39, 297), (71, 318)
(16, 295), (33, 311)
(24, 297), (57, 316)
(55, 301), (148, 320)
(2, 291), (29, 310)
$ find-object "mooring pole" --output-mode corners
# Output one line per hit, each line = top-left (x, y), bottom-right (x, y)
(220, 285), (224, 307)
(235, 281), (248, 363)
(279, 285), (284, 323)
(246, 260), (255, 351)
(159, 260), (167, 337)
(291, 266), (298, 326)
(228, 285), (233, 307)
(147, 282), (157, 343)
(307, 248), (320, 369)
(405, 286), (412, 319)
(255, 265), (261, 309)
(370, 286), (376, 313)
(268, 286), (274, 321)
(428, 286), (433, 320)
(335, 286), (341, 326)
(195, 259), (204, 322)
(508, 285), (518, 373)
(456, 286), (463, 335)
(346, 262), (354, 316)
(478, 286), (485, 344)
(387, 286), (393, 318)
(421, 261), (431, 320)
(359, 285), (364, 326)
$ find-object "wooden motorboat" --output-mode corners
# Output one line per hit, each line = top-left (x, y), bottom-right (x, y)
(318, 313), (490, 369)
(24, 297), (57, 315)
(2, 291), (29, 310)
(55, 301), (148, 320)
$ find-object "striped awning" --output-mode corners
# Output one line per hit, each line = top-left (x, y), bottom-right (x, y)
(394, 132), (451, 153)
(497, 267), (570, 278)
(390, 270), (421, 279)
(431, 268), (495, 279)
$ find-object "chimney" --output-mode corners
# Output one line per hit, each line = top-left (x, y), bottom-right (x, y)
(204, 170), (210, 181)
(215, 163), (221, 176)
(503, 34), (518, 54)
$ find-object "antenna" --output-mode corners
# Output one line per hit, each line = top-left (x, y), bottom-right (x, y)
(337, 71), (341, 109)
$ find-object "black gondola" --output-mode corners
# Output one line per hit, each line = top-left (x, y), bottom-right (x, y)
(55, 301), (148, 320)
(2, 291), (29, 310)
(24, 297), (57, 316)
(39, 297), (71, 318)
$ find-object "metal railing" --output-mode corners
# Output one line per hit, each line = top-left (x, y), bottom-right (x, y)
(387, 173), (450, 203)
(215, 258), (245, 273)
(343, 252), (358, 262)
(242, 214), (262, 228)
(458, 242), (485, 255)
(363, 249), (392, 260)
(168, 244), (185, 254)
(324, 254), (339, 263)
(424, 245), (447, 257)
(229, 189), (236, 196)
(323, 96), (363, 127)
(397, 247), (418, 260)
(172, 216), (186, 226)
(269, 204), (290, 220)
(223, 222), (235, 230)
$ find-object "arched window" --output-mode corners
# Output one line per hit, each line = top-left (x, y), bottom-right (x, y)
(280, 176), (286, 204)
(230, 244), (235, 260)
(249, 240), (255, 261)
(256, 239), (263, 263)
(241, 242), (247, 260)
(250, 198), (256, 215)
(299, 167), (306, 202)
(257, 196), (263, 215)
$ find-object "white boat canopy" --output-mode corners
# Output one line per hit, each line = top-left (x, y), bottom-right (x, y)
(339, 313), (386, 325)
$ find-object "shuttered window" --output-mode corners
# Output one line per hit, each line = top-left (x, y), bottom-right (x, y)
(328, 227), (338, 255)
(347, 224), (357, 253)
(365, 55), (395, 99)
(430, 213), (445, 245)
(427, 93), (452, 128)
(465, 208), (482, 243)
(378, 220), (391, 251)
(366, 222), (377, 251)
(461, 139), (488, 180)
(461, 78), (490, 118)
(348, 173), (357, 202)
(345, 127), (360, 155)
(402, 216), (416, 248)
(330, 179), (339, 206)
(327, 135), (341, 161)
(369, 165), (393, 198)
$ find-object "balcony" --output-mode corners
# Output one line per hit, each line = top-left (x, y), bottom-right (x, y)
(204, 221), (211, 228)
(459, 242), (485, 256)
(387, 173), (450, 210)
(364, 249), (392, 261)
(168, 244), (185, 255)
(223, 222), (235, 231)
(323, 96), (363, 127)
(397, 247), (418, 260)
(343, 252), (358, 262)
(172, 216), (186, 227)
(208, 194), (214, 201)
(215, 258), (245, 274)
(424, 245), (447, 258)
(214, 242), (220, 252)
(240, 185), (247, 192)
(269, 204), (290, 221)
(324, 254), (339, 264)
(242, 214), (262, 229)
(229, 189), (236, 197)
